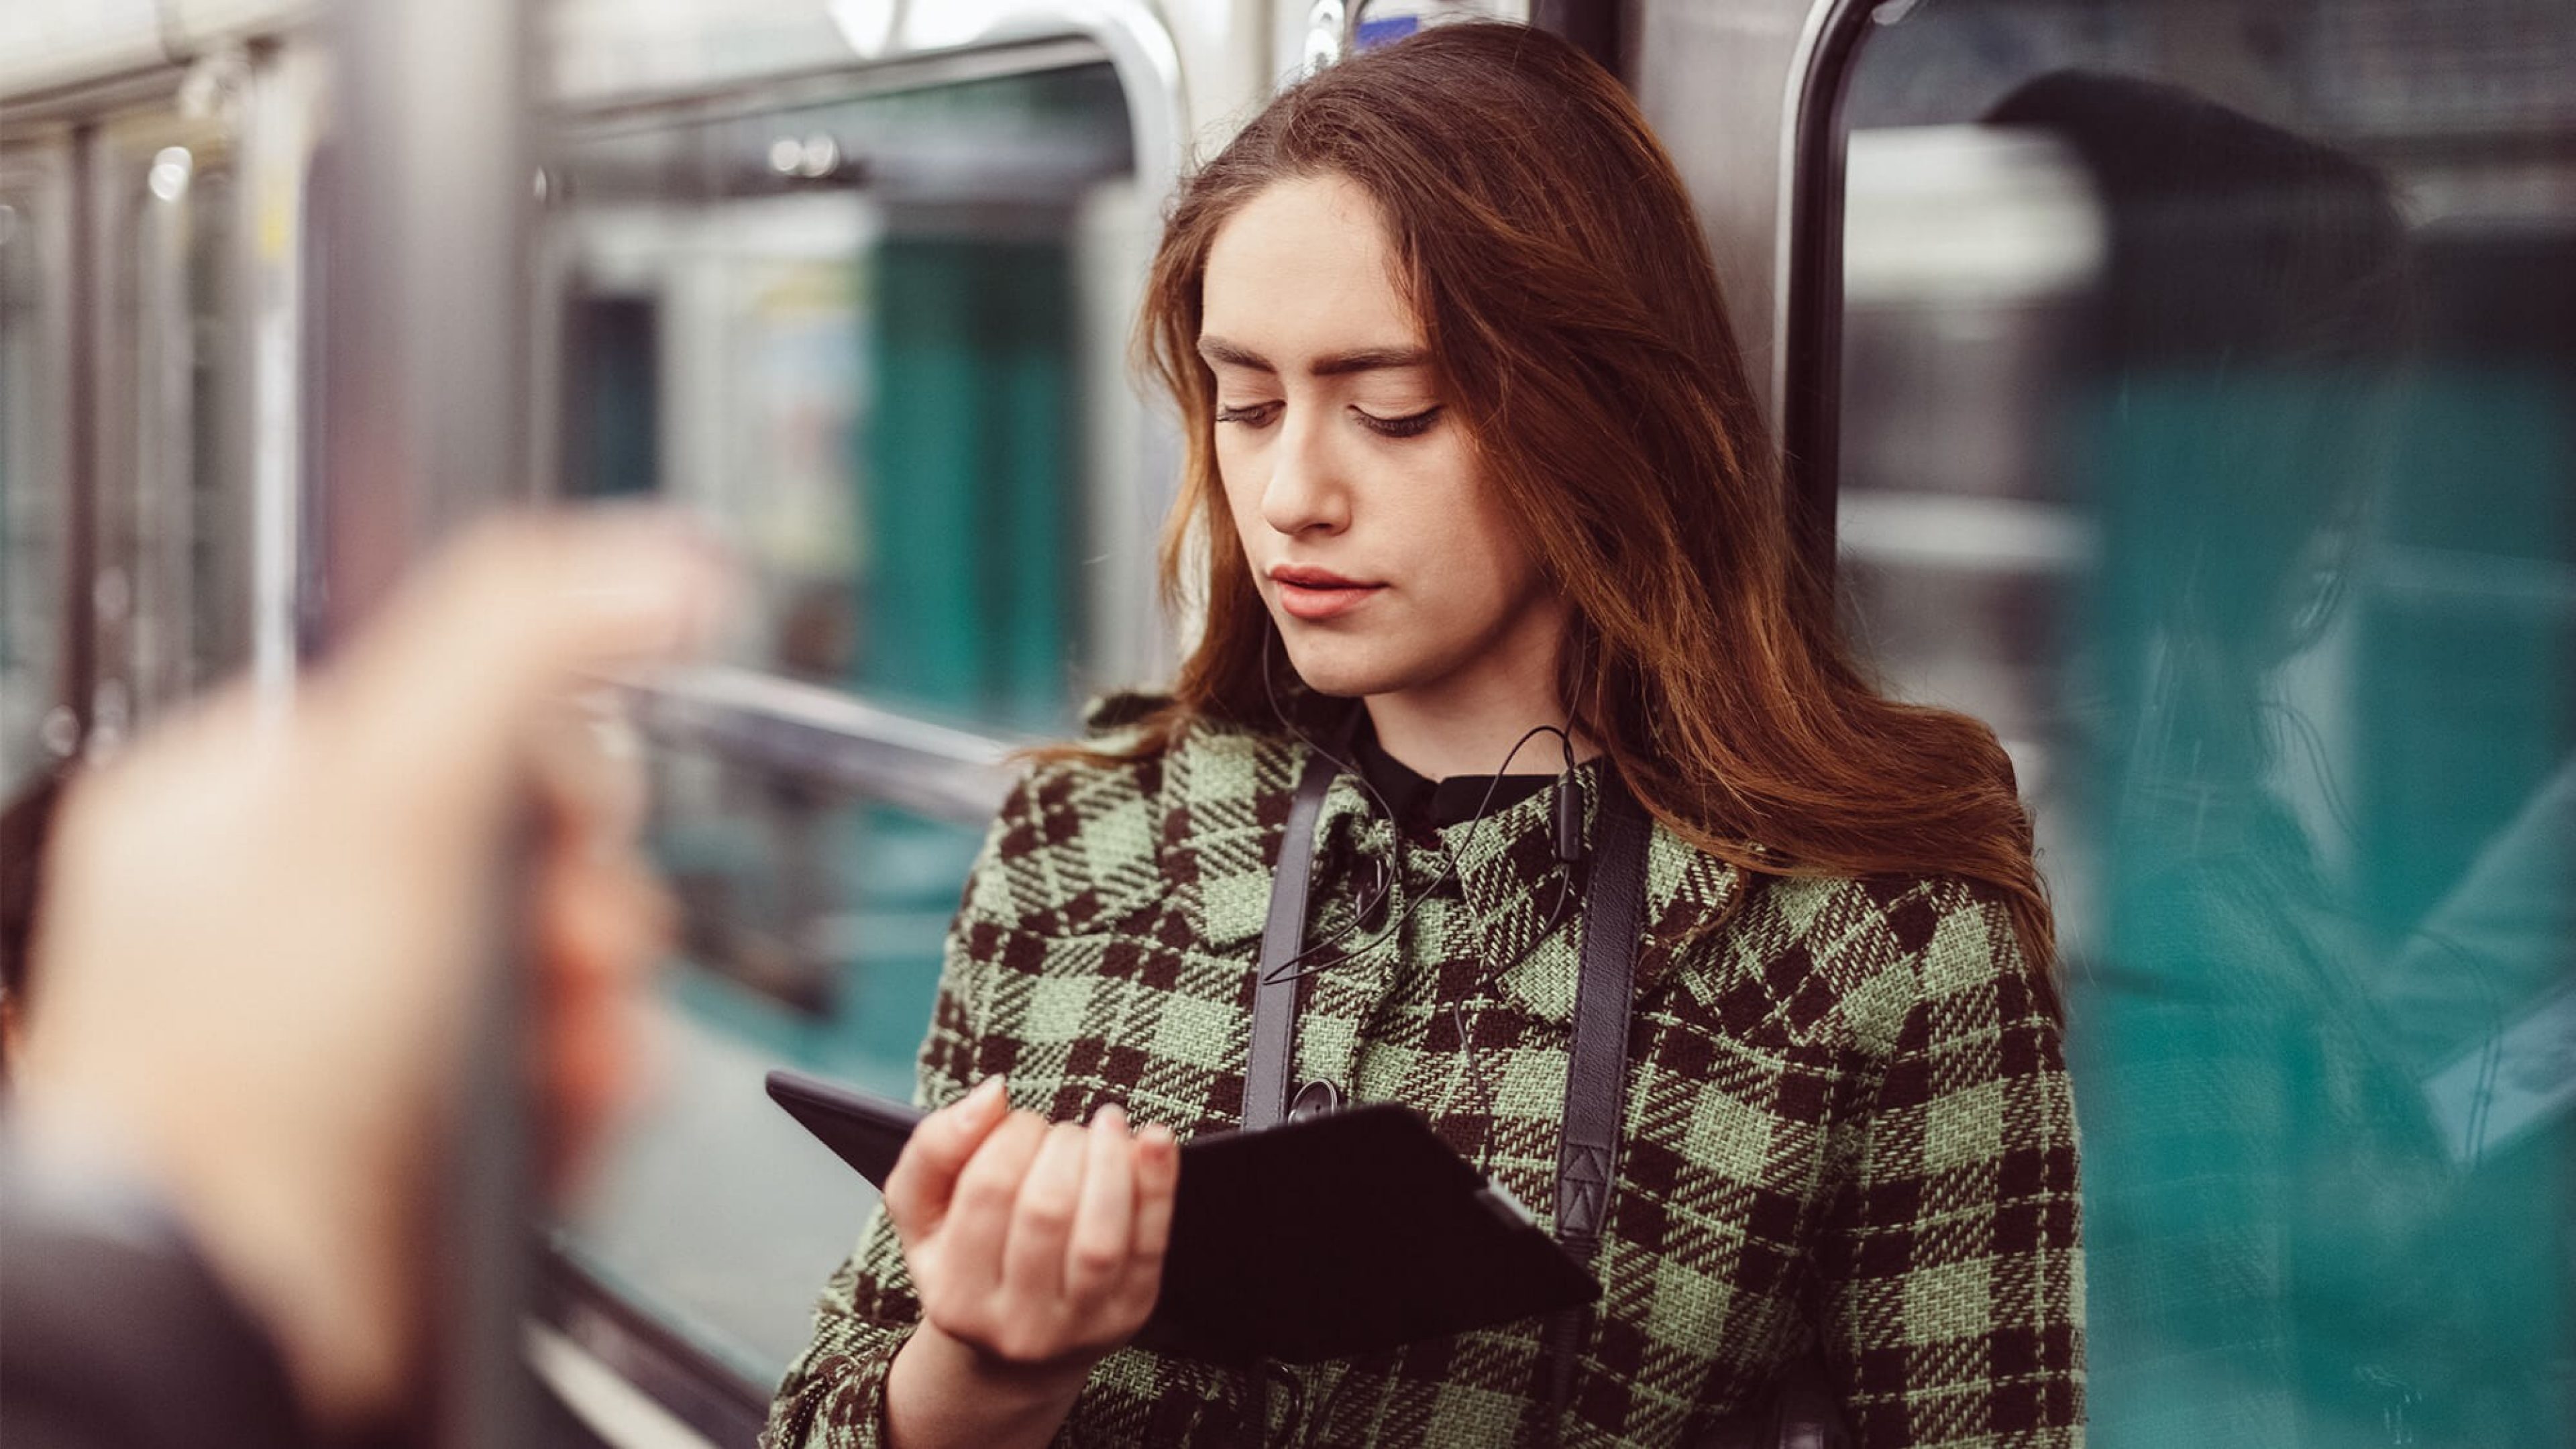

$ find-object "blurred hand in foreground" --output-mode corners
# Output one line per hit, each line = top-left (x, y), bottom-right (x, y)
(13, 511), (729, 1434)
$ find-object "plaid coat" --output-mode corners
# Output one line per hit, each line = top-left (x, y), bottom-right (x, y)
(764, 706), (2085, 1448)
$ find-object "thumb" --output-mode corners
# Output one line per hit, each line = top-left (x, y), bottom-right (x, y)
(883, 1077), (1010, 1248)
(323, 509), (729, 821)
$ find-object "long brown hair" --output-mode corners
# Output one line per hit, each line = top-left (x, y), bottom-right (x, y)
(1116, 23), (2055, 996)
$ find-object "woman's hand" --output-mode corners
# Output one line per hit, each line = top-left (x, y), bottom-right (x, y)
(887, 1078), (1179, 1366)
(877, 1077), (1178, 1449)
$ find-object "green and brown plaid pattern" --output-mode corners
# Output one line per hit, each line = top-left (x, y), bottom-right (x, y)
(763, 707), (2084, 1448)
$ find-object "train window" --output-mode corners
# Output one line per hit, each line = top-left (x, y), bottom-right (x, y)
(91, 115), (252, 751)
(0, 147), (71, 796)
(640, 730), (993, 1095)
(540, 53), (1152, 1401)
(557, 737), (979, 1379)
(547, 60), (1143, 735)
(1827, 2), (2574, 1444)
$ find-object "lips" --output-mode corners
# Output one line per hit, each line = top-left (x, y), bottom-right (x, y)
(1269, 565), (1385, 623)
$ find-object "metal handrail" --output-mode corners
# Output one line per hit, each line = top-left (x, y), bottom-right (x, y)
(626, 665), (1022, 825)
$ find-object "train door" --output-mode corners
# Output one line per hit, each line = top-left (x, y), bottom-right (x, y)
(1799, 0), (2575, 1443)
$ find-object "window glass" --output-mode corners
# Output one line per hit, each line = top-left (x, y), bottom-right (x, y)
(89, 122), (250, 755)
(180, 159), (248, 696)
(649, 737), (985, 1093)
(562, 740), (980, 1378)
(549, 62), (1142, 736)
(1835, 3), (2574, 1444)
(0, 155), (69, 796)
(135, 140), (250, 714)
(545, 58), (1146, 1385)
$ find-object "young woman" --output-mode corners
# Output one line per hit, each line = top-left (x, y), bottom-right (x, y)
(765, 24), (2082, 1449)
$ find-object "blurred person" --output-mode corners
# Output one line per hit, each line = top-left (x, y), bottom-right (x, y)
(767, 25), (2081, 1449)
(0, 513), (728, 1448)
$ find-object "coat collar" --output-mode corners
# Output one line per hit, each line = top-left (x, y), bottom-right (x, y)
(1165, 720), (1746, 1022)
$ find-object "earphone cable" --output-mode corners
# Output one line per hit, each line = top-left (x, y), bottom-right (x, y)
(1260, 720), (1576, 987)
(1256, 624), (1589, 989)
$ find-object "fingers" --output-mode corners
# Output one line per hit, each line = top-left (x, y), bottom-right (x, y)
(529, 696), (651, 860)
(1000, 1122), (1091, 1313)
(331, 511), (731, 816)
(899, 1098), (1180, 1367)
(373, 510), (727, 702)
(1063, 1106), (1136, 1304)
(883, 1077), (1010, 1249)
(1119, 1124), (1180, 1319)
(941, 1109), (1049, 1304)
(531, 840), (665, 1195)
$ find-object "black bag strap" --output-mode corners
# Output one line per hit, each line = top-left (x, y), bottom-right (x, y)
(1552, 775), (1649, 1260)
(1543, 773), (1650, 1437)
(1245, 751), (1843, 1448)
(1244, 749), (1340, 1132)
(1244, 751), (1656, 1440)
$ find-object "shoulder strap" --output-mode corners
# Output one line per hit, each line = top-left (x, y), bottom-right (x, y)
(1545, 771), (1652, 1431)
(1553, 773), (1650, 1259)
(1246, 767), (1813, 1442)
(1244, 750), (1340, 1132)
(1244, 749), (1654, 1438)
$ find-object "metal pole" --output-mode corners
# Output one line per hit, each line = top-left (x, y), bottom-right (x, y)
(322, 0), (535, 613)
(319, 0), (537, 1441)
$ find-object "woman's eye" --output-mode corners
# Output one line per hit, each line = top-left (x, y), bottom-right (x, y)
(1355, 405), (1443, 439)
(1214, 401), (1282, 428)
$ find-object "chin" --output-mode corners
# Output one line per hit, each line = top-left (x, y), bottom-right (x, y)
(1276, 627), (1411, 700)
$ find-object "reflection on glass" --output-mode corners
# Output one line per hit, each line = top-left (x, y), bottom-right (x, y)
(567, 738), (986, 1378)
(649, 739), (983, 1081)
(551, 62), (1138, 734)
(1841, 5), (2573, 1445)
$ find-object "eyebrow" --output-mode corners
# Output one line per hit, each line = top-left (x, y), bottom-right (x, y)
(1196, 336), (1431, 378)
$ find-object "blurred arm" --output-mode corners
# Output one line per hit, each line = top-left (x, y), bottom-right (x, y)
(9, 513), (724, 1437)
(0, 1118), (310, 1449)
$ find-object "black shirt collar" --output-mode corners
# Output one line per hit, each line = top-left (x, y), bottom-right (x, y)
(1351, 720), (1558, 831)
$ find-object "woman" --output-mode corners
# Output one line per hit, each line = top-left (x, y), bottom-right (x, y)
(765, 24), (2082, 1449)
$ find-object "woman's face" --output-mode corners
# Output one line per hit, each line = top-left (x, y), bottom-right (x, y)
(1200, 174), (1563, 708)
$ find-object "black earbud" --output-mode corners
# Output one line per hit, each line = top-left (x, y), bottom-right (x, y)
(1554, 773), (1586, 864)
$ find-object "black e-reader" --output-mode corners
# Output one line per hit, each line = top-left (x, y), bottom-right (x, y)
(765, 1068), (1599, 1364)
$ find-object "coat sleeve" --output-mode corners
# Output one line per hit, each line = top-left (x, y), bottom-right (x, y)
(0, 1130), (313, 1449)
(759, 777), (1031, 1449)
(1813, 885), (2087, 1448)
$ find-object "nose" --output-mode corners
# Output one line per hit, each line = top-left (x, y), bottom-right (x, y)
(1260, 405), (1350, 538)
